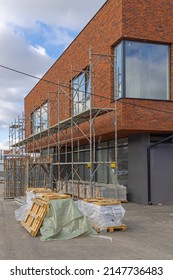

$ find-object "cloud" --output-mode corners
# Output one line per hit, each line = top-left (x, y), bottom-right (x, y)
(16, 22), (75, 57)
(0, 0), (106, 149)
(0, 138), (9, 150)
(0, 19), (54, 148)
(0, 100), (22, 126)
(29, 45), (47, 56)
(0, 0), (106, 30)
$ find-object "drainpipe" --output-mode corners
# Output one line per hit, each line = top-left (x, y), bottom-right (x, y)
(147, 134), (173, 205)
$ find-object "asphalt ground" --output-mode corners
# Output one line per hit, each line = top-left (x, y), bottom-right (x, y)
(0, 182), (173, 260)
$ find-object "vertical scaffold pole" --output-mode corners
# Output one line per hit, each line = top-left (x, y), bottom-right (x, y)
(57, 80), (61, 192)
(71, 67), (74, 197)
(89, 48), (94, 197)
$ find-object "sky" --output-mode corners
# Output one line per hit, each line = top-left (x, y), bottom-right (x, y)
(0, 0), (106, 150)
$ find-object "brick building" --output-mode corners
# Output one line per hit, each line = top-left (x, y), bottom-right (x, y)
(23, 0), (173, 204)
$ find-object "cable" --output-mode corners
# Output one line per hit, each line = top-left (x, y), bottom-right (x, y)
(0, 63), (115, 102)
(0, 64), (59, 86)
(1, 63), (173, 116)
(118, 99), (173, 116)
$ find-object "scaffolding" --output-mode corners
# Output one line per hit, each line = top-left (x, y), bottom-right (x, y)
(4, 113), (28, 198)
(5, 109), (53, 198)
(9, 113), (25, 155)
(6, 49), (124, 200)
(0, 149), (4, 182)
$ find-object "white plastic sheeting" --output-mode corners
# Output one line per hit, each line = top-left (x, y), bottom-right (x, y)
(15, 191), (38, 221)
(76, 200), (125, 230)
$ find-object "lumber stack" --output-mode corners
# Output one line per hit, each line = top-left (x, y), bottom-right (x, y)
(38, 193), (71, 200)
(20, 190), (71, 236)
(83, 198), (121, 205)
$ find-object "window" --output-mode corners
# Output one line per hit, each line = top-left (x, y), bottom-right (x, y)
(31, 102), (48, 134)
(72, 68), (90, 116)
(114, 41), (170, 100)
(41, 102), (48, 130)
(114, 43), (123, 99)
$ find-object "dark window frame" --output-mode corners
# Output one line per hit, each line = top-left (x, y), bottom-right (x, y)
(71, 66), (91, 116)
(114, 40), (170, 101)
(31, 101), (49, 134)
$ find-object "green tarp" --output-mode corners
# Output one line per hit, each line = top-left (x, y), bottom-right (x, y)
(40, 198), (97, 241)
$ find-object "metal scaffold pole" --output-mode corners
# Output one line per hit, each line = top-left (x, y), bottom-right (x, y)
(89, 47), (118, 198)
(6, 47), (119, 200)
(89, 47), (94, 197)
(57, 80), (61, 192)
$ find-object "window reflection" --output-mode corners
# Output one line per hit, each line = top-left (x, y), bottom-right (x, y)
(114, 42), (123, 99)
(72, 68), (90, 116)
(114, 40), (170, 100)
(31, 102), (48, 134)
(125, 41), (169, 99)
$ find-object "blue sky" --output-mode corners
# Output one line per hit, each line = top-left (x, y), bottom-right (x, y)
(12, 21), (77, 59)
(0, 0), (106, 149)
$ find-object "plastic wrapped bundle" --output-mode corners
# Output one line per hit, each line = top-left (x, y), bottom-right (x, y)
(95, 184), (127, 201)
(15, 190), (38, 221)
(76, 200), (126, 231)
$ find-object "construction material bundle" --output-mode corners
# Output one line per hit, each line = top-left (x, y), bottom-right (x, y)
(15, 188), (70, 222)
(76, 198), (126, 232)
(64, 180), (127, 201)
(17, 188), (96, 239)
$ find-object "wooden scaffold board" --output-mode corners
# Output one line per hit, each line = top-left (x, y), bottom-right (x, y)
(38, 193), (71, 200)
(83, 198), (121, 205)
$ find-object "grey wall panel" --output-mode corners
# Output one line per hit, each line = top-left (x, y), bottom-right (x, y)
(128, 134), (150, 204)
(117, 145), (128, 186)
(150, 143), (173, 204)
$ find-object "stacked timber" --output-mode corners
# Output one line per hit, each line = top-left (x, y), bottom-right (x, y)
(18, 188), (71, 237)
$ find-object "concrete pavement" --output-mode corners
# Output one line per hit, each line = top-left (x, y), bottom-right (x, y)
(0, 182), (173, 260)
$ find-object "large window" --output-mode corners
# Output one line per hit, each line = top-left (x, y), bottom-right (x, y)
(114, 43), (123, 99)
(31, 102), (48, 134)
(72, 69), (90, 116)
(114, 41), (170, 100)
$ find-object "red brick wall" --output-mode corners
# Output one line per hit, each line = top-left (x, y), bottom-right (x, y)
(119, 0), (173, 137)
(25, 0), (173, 146)
(25, 0), (122, 139)
(122, 0), (173, 43)
(119, 98), (173, 137)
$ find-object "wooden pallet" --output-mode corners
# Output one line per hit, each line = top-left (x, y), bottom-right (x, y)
(21, 198), (49, 237)
(83, 198), (121, 205)
(120, 200), (128, 203)
(27, 188), (52, 193)
(94, 224), (127, 233)
(39, 193), (71, 200)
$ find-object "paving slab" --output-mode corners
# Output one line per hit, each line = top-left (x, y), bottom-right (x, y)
(0, 183), (173, 260)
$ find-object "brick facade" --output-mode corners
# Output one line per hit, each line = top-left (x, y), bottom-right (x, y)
(25, 0), (173, 145)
